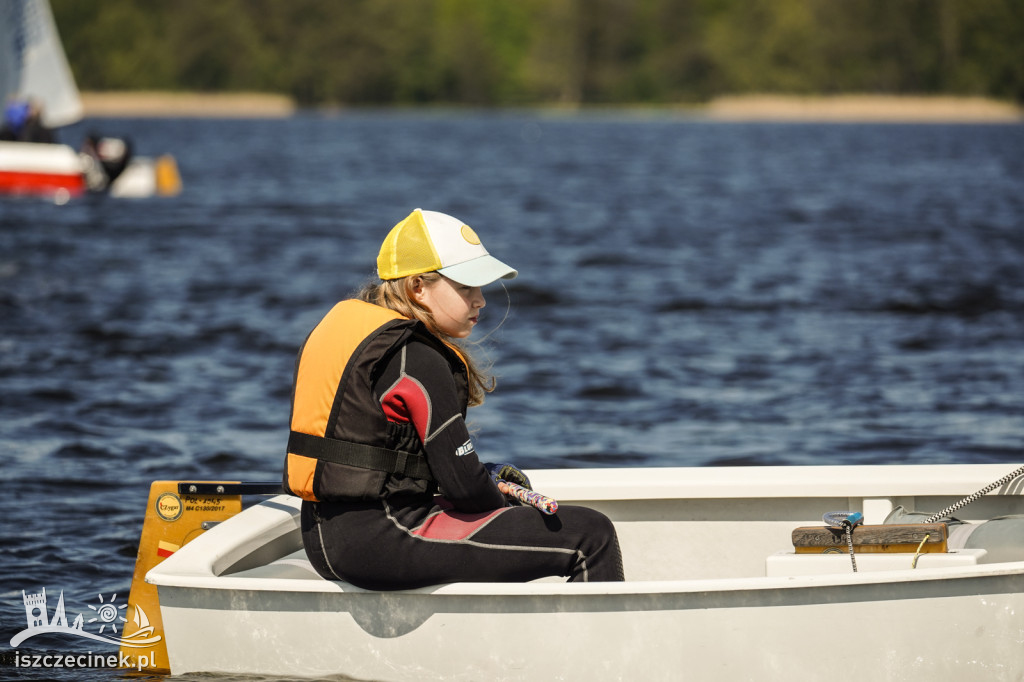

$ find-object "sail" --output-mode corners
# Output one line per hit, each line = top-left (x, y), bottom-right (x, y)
(0, 0), (83, 128)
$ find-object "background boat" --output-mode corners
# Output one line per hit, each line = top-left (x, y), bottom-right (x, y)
(0, 0), (179, 201)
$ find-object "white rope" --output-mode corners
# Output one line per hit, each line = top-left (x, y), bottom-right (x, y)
(924, 464), (1024, 523)
(845, 524), (858, 572)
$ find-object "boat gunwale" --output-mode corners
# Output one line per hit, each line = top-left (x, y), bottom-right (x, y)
(150, 557), (1024, 597)
(526, 463), (1024, 500)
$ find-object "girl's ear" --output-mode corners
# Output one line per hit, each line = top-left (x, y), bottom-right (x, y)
(409, 276), (426, 303)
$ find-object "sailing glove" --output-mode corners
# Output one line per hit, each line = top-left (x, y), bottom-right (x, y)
(484, 462), (532, 490)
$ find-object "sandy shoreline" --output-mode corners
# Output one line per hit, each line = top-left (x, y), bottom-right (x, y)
(80, 91), (297, 118)
(704, 95), (1024, 123)
(80, 91), (1024, 123)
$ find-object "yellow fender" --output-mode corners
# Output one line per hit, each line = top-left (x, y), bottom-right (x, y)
(154, 155), (182, 196)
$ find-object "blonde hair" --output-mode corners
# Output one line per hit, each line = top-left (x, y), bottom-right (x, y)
(357, 273), (495, 407)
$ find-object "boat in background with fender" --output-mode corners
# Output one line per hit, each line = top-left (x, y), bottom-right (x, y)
(120, 463), (1024, 680)
(0, 0), (181, 203)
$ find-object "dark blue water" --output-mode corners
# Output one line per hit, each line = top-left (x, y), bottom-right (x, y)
(2, 112), (1023, 680)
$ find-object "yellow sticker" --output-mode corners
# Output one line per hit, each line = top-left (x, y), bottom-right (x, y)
(461, 224), (481, 245)
(155, 492), (183, 522)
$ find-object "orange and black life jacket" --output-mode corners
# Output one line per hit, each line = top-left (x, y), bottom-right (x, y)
(282, 299), (469, 502)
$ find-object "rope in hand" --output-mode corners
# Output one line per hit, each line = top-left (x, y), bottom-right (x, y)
(924, 463), (1024, 524)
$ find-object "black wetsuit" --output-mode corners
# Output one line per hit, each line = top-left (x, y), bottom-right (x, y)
(300, 337), (624, 589)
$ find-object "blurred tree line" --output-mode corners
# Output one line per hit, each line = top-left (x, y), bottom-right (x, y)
(52, 0), (1024, 106)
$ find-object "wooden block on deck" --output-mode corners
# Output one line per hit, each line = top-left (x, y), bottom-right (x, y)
(792, 523), (948, 554)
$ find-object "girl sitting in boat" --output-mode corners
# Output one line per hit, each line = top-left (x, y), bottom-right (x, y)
(282, 208), (624, 589)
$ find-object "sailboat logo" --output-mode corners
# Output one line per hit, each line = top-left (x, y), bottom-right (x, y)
(10, 588), (161, 648)
(121, 597), (159, 644)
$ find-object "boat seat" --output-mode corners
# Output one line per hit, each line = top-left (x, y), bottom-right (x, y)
(765, 548), (987, 576)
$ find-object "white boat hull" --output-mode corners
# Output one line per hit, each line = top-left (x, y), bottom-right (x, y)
(0, 140), (181, 200)
(146, 465), (1024, 680)
(0, 140), (85, 201)
(155, 566), (1024, 681)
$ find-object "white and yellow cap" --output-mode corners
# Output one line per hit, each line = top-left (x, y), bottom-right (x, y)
(377, 209), (518, 287)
